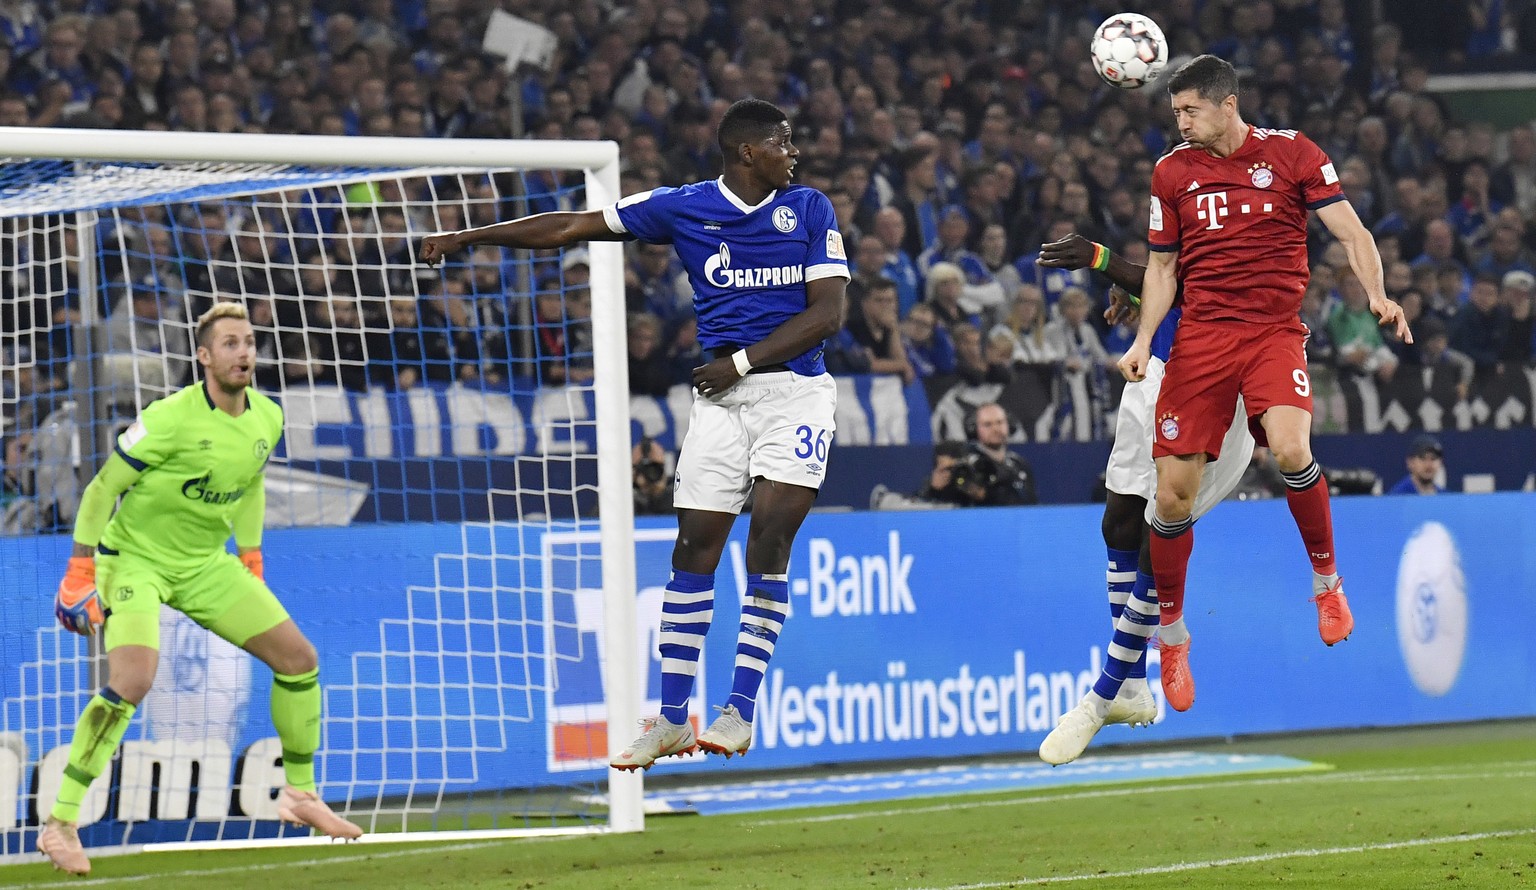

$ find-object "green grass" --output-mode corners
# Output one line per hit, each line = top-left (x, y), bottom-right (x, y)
(7, 720), (1536, 889)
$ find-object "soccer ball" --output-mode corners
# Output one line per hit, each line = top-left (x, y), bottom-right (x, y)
(1090, 12), (1169, 90)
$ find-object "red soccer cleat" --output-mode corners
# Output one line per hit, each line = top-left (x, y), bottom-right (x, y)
(1312, 578), (1354, 646)
(1157, 638), (1195, 712)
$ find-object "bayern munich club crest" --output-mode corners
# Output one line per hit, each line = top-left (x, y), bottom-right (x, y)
(1249, 162), (1274, 188)
(1159, 412), (1180, 440)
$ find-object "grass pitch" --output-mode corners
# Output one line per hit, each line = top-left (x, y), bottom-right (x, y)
(7, 720), (1535, 889)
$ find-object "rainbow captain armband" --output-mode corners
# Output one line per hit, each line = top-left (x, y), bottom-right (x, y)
(55, 556), (105, 636)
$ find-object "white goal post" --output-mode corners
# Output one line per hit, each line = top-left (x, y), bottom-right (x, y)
(0, 126), (643, 858)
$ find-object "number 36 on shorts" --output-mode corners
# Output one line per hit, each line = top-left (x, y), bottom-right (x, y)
(793, 425), (830, 461)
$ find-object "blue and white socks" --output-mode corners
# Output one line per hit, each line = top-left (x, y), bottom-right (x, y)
(725, 573), (789, 723)
(658, 569), (714, 726)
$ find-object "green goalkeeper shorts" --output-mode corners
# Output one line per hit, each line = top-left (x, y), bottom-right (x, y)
(96, 549), (291, 651)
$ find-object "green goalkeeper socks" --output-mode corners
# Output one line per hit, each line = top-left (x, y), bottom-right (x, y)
(52, 688), (136, 823)
(271, 668), (321, 793)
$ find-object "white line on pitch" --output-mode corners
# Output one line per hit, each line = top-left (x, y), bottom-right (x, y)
(909, 826), (1536, 889)
(747, 762), (1536, 826)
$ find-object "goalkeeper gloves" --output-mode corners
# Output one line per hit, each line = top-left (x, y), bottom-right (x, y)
(240, 549), (264, 580)
(55, 556), (105, 636)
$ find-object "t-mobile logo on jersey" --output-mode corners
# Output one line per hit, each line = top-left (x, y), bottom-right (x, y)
(1194, 191), (1229, 230)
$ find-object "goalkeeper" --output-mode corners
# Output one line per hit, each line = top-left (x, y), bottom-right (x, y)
(38, 302), (360, 876)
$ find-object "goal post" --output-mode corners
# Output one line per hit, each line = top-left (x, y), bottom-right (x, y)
(0, 127), (644, 859)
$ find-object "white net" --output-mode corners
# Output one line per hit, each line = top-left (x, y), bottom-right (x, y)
(0, 140), (640, 857)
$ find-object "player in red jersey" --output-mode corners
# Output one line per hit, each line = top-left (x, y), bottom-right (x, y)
(1118, 55), (1411, 713)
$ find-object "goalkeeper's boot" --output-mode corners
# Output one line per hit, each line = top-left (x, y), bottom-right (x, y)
(1312, 577), (1353, 646)
(610, 717), (697, 771)
(1157, 637), (1195, 712)
(37, 818), (91, 875)
(696, 705), (753, 758)
(277, 786), (363, 840)
(1105, 676), (1158, 727)
(1039, 696), (1109, 765)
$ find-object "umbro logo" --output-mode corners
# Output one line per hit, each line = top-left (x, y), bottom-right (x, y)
(1186, 181), (1200, 192)
(198, 439), (213, 450)
(703, 220), (722, 230)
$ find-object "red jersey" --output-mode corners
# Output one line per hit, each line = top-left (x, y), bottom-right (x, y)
(1148, 126), (1344, 325)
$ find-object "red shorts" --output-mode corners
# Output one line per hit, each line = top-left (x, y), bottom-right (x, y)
(1153, 319), (1312, 460)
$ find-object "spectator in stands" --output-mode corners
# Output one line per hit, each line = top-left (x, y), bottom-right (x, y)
(869, 207), (922, 316)
(279, 331), (336, 388)
(1500, 270), (1536, 365)
(1475, 225), (1535, 280)
(924, 261), (978, 330)
(1329, 269), (1400, 384)
(1388, 434), (1445, 495)
(1451, 273), (1513, 375)
(1413, 317), (1475, 402)
(901, 302), (956, 387)
(891, 147), (941, 258)
(1044, 287), (1113, 442)
(318, 294), (370, 392)
(844, 277), (913, 384)
(664, 315), (703, 389)
(627, 240), (692, 328)
(918, 207), (1005, 319)
(626, 311), (671, 398)
(631, 435), (673, 516)
(104, 285), (189, 386)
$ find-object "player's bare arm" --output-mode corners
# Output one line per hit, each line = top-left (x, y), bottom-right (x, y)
(1315, 200), (1413, 343)
(1037, 233), (1148, 295)
(419, 209), (626, 265)
(1118, 248), (1178, 382)
(692, 276), (848, 396)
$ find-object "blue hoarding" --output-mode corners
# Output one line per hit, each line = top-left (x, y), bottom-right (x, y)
(0, 493), (1531, 844)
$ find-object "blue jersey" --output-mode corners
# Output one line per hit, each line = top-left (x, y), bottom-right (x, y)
(604, 179), (851, 376)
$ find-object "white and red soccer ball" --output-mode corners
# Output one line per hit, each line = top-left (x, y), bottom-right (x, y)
(1090, 12), (1169, 90)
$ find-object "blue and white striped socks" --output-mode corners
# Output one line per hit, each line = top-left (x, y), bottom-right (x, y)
(725, 573), (789, 723)
(659, 569), (714, 726)
(1092, 557), (1159, 702)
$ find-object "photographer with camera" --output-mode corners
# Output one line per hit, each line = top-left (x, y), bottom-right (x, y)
(952, 402), (1039, 506)
(633, 436), (674, 516)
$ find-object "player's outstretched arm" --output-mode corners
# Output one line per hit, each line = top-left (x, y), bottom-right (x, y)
(56, 453), (142, 634)
(692, 277), (848, 396)
(1316, 201), (1412, 343)
(419, 209), (626, 266)
(1037, 233), (1148, 296)
(1118, 248), (1178, 383)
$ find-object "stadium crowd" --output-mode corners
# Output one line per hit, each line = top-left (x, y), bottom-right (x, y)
(5, 0), (1536, 465)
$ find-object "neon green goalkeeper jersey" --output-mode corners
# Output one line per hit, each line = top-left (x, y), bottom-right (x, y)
(100, 381), (283, 571)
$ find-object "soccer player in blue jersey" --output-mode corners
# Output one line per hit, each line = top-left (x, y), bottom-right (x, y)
(1030, 234), (1253, 765)
(420, 99), (850, 769)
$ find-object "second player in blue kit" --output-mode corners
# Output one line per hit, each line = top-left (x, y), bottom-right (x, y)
(420, 99), (851, 769)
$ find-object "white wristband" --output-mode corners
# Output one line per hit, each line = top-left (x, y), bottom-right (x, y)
(731, 350), (753, 376)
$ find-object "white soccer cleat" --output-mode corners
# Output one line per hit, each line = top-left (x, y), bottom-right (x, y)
(37, 818), (90, 875)
(1105, 677), (1158, 727)
(610, 717), (698, 771)
(276, 785), (363, 840)
(696, 705), (753, 758)
(1039, 698), (1108, 765)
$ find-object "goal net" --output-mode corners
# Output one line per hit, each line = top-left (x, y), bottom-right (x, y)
(0, 129), (644, 858)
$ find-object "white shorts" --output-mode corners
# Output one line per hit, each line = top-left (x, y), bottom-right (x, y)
(1104, 356), (1254, 522)
(674, 371), (837, 514)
